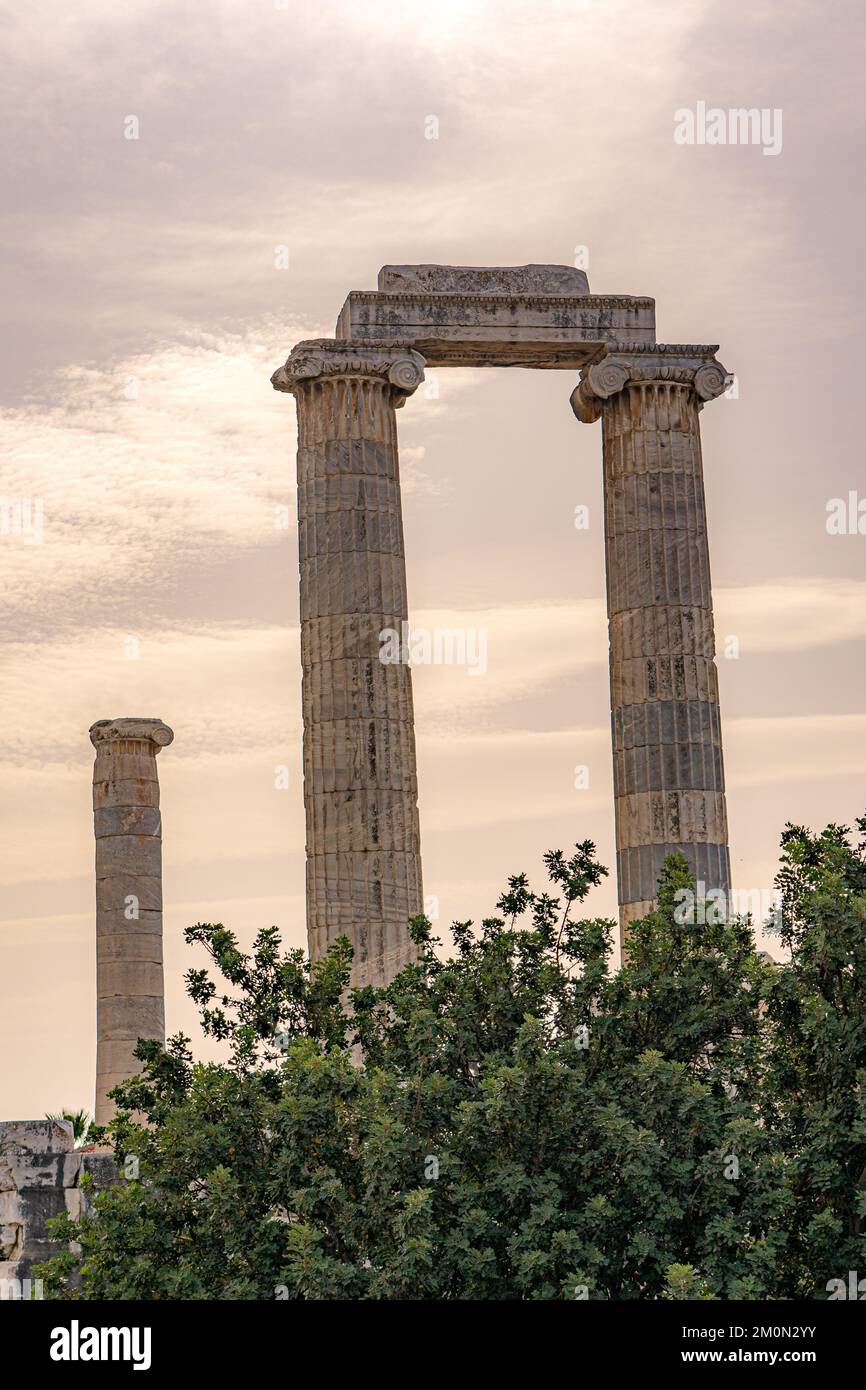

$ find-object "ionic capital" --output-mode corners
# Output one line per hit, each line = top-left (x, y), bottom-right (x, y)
(271, 339), (426, 406)
(570, 344), (731, 423)
(90, 718), (174, 753)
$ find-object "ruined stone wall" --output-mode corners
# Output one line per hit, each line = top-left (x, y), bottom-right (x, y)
(0, 1120), (117, 1294)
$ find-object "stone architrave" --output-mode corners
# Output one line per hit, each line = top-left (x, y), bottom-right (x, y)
(271, 341), (425, 987)
(571, 345), (732, 937)
(336, 269), (655, 368)
(90, 717), (173, 1125)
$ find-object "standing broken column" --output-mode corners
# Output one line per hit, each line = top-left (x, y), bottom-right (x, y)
(271, 340), (425, 986)
(90, 717), (173, 1125)
(571, 345), (731, 943)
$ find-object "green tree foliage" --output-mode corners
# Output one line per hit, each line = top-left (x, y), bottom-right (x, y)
(38, 818), (866, 1300)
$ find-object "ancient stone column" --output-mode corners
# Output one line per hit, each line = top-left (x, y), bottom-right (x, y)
(271, 340), (425, 986)
(571, 345), (731, 941)
(90, 717), (173, 1125)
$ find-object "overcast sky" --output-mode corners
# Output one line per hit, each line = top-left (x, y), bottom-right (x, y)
(2, 0), (865, 1117)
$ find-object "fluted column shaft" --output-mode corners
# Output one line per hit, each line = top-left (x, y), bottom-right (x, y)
(272, 340), (425, 986)
(571, 346), (731, 941)
(90, 717), (173, 1125)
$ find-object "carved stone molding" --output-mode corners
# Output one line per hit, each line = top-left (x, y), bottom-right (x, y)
(377, 263), (591, 295)
(271, 339), (426, 403)
(89, 718), (174, 752)
(570, 344), (731, 423)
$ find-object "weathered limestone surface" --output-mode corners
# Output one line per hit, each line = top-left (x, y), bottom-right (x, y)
(0, 1120), (117, 1289)
(337, 263), (655, 368)
(90, 718), (173, 1124)
(337, 292), (655, 369)
(272, 341), (424, 986)
(571, 345), (732, 939)
(377, 263), (590, 296)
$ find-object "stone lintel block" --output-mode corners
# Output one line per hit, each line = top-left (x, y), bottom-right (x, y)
(377, 263), (592, 296)
(94, 805), (162, 838)
(96, 876), (163, 913)
(335, 292), (656, 368)
(97, 995), (165, 1042)
(98, 959), (165, 997)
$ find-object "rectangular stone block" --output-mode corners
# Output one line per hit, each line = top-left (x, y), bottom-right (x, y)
(96, 1042), (153, 1077)
(299, 552), (408, 621)
(298, 504), (405, 563)
(96, 876), (163, 913)
(96, 995), (164, 1042)
(95, 834), (162, 878)
(92, 754), (158, 784)
(302, 657), (415, 723)
(97, 907), (162, 938)
(298, 441), (397, 488)
(306, 789), (421, 853)
(98, 959), (164, 997)
(94, 805), (161, 838)
(336, 291), (656, 368)
(93, 777), (160, 810)
(303, 719), (420, 794)
(97, 933), (163, 964)
(0, 1120), (72, 1156)
(301, 614), (405, 663)
(377, 263), (591, 295)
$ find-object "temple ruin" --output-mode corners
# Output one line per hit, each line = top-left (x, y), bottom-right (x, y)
(2, 263), (733, 1290)
(271, 262), (731, 975)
